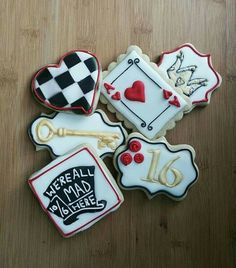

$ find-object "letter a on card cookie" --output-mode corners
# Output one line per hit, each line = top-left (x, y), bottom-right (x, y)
(100, 46), (191, 140)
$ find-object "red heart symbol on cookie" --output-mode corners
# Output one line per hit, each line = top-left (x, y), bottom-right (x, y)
(169, 96), (180, 107)
(163, 89), (173, 99)
(111, 91), (121, 101)
(124, 81), (145, 102)
(32, 50), (100, 114)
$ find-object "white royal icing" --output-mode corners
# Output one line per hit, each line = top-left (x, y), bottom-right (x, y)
(158, 43), (222, 106)
(114, 133), (198, 200)
(29, 110), (127, 158)
(28, 145), (124, 237)
(101, 47), (189, 140)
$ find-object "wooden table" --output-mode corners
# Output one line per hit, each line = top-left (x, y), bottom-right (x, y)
(0, 0), (235, 267)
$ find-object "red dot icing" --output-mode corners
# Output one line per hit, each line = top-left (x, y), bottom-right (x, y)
(120, 152), (132, 166)
(134, 153), (144, 164)
(129, 140), (141, 152)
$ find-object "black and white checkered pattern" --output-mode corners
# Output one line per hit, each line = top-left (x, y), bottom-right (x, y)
(34, 51), (99, 112)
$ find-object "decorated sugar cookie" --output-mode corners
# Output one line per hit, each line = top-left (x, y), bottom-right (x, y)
(32, 50), (101, 114)
(28, 144), (124, 237)
(114, 133), (199, 200)
(158, 43), (222, 108)
(28, 110), (127, 158)
(100, 46), (191, 140)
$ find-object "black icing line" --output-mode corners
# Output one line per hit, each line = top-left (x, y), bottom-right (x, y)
(147, 105), (171, 131)
(28, 111), (127, 158)
(111, 59), (134, 84)
(115, 137), (199, 199)
(133, 58), (162, 89)
(109, 57), (174, 131)
(120, 100), (147, 127)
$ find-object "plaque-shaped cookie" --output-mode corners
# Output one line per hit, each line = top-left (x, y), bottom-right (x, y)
(114, 133), (198, 200)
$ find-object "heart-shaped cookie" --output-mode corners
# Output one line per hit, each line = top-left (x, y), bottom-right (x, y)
(32, 50), (101, 114)
(124, 80), (145, 102)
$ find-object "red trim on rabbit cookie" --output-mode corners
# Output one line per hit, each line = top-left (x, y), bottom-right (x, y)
(157, 43), (221, 105)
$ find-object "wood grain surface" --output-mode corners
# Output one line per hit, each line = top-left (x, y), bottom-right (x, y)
(0, 0), (235, 267)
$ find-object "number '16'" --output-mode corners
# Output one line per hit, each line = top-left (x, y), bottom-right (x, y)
(143, 149), (183, 188)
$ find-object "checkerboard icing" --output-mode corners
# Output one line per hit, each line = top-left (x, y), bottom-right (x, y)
(32, 50), (100, 114)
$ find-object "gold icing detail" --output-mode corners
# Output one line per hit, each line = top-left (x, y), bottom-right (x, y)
(141, 149), (183, 187)
(159, 156), (183, 187)
(36, 119), (120, 150)
(142, 149), (160, 183)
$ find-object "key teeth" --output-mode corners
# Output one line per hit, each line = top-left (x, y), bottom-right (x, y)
(108, 142), (117, 150)
(98, 140), (106, 149)
(98, 139), (117, 150)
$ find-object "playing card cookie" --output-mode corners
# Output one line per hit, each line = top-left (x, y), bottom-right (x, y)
(28, 144), (124, 237)
(28, 110), (127, 158)
(100, 46), (191, 140)
(158, 43), (222, 109)
(32, 50), (101, 114)
(114, 133), (198, 200)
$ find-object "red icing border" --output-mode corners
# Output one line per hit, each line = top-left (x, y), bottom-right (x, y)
(28, 146), (122, 238)
(157, 43), (221, 105)
(31, 49), (101, 114)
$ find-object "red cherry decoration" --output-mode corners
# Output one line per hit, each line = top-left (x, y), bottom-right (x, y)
(134, 153), (144, 164)
(120, 153), (132, 166)
(129, 140), (141, 152)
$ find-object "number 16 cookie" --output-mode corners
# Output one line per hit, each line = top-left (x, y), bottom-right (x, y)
(114, 133), (199, 200)
(100, 46), (191, 140)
